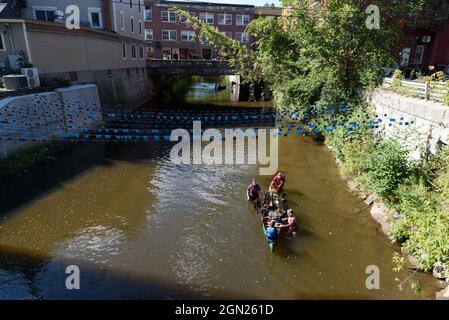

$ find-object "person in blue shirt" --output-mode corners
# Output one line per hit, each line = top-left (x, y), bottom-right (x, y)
(266, 220), (278, 243)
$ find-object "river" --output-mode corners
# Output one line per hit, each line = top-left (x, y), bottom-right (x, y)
(0, 76), (440, 299)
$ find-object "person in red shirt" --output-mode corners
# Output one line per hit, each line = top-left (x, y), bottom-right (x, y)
(271, 172), (286, 194)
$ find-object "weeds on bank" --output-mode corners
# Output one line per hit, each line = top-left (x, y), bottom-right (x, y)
(0, 143), (61, 180)
(325, 108), (449, 292)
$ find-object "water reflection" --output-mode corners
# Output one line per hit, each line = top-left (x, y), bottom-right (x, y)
(150, 75), (244, 106)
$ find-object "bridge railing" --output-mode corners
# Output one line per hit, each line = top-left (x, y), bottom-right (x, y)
(147, 59), (230, 67)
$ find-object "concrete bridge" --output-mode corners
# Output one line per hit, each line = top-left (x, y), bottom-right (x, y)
(147, 60), (235, 76)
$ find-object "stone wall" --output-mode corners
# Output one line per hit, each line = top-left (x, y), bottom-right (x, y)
(0, 84), (102, 157)
(370, 90), (449, 158)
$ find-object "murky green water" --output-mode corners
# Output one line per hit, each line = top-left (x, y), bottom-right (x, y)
(0, 76), (441, 299)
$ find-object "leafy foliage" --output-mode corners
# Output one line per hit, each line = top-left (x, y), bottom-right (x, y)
(392, 69), (404, 88)
(0, 143), (61, 181)
(326, 108), (449, 275)
(178, 0), (405, 112)
(364, 139), (410, 198)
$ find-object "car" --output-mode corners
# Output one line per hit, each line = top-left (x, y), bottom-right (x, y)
(384, 65), (399, 77)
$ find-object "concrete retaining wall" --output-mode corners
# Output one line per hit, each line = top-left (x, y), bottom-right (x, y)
(0, 84), (102, 157)
(370, 90), (449, 158)
(42, 68), (151, 109)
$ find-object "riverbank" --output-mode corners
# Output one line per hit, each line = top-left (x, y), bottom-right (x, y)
(335, 157), (449, 299)
(0, 142), (73, 182)
(321, 106), (449, 299)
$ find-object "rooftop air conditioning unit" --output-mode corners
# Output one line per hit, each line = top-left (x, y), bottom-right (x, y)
(21, 68), (40, 88)
(2, 74), (29, 91)
(421, 36), (431, 43)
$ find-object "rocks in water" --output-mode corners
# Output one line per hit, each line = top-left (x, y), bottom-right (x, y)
(358, 192), (368, 201)
(433, 262), (449, 280)
(406, 255), (423, 270)
(436, 285), (449, 300)
(364, 194), (376, 206)
(370, 202), (390, 234)
(346, 179), (357, 192)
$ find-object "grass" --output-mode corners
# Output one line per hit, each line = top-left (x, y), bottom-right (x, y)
(0, 142), (68, 181)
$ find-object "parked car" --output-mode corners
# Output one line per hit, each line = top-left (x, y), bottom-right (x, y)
(384, 65), (399, 77)
(443, 65), (449, 79)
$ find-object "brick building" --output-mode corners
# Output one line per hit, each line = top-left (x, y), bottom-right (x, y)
(395, 6), (449, 74)
(144, 0), (280, 60)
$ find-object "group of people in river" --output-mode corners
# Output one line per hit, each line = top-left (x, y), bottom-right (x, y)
(246, 172), (298, 244)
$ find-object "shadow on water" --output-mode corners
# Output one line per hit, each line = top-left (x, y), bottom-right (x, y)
(0, 244), (257, 300)
(0, 142), (108, 217)
(0, 140), (174, 218)
(0, 243), (379, 300)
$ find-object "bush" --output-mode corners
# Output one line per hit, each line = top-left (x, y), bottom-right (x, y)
(392, 69), (404, 88)
(389, 147), (449, 271)
(430, 71), (445, 82)
(443, 82), (449, 107)
(364, 139), (410, 198)
(402, 205), (449, 271)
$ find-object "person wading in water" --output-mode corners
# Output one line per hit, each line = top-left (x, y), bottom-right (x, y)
(271, 172), (286, 195)
(281, 209), (298, 237)
(247, 179), (262, 209)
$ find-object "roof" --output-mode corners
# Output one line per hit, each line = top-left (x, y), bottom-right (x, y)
(0, 3), (19, 19)
(158, 0), (255, 9)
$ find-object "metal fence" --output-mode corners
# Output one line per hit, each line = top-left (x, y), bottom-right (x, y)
(382, 77), (448, 104)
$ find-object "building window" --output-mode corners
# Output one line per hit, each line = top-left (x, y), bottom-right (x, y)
(147, 47), (154, 59)
(88, 8), (103, 28)
(162, 48), (171, 59)
(181, 30), (195, 41)
(122, 43), (127, 59)
(131, 16), (135, 33)
(199, 12), (214, 24)
(162, 30), (177, 41)
(236, 32), (249, 43)
(120, 11), (125, 30)
(145, 29), (153, 41)
(236, 14), (250, 26)
(0, 34), (5, 51)
(222, 31), (232, 38)
(161, 11), (177, 23)
(33, 7), (58, 22)
(139, 46), (144, 59)
(415, 45), (424, 64)
(218, 13), (232, 25)
(129, 0), (133, 9)
(180, 11), (195, 23)
(131, 44), (137, 59)
(139, 20), (142, 34)
(138, 0), (141, 13)
(145, 7), (152, 21)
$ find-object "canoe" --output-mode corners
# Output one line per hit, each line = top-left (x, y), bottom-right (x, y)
(260, 192), (286, 253)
